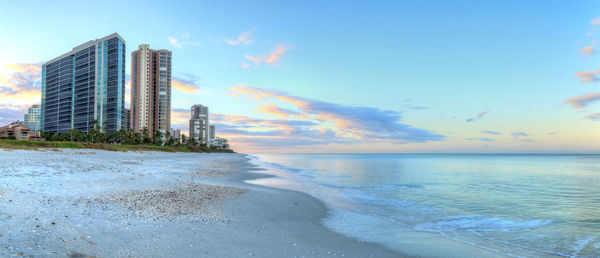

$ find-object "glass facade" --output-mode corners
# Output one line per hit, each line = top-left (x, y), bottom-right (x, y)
(24, 105), (41, 135)
(41, 34), (126, 134)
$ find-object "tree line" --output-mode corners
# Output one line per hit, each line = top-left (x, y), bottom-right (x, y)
(38, 120), (227, 151)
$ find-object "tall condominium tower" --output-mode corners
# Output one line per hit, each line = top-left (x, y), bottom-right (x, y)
(41, 33), (126, 134)
(189, 104), (209, 145)
(130, 44), (172, 137)
(24, 104), (41, 135)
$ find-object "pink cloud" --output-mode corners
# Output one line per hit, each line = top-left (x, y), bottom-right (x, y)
(578, 46), (597, 56)
(563, 92), (600, 109)
(244, 44), (292, 67)
(255, 103), (301, 118)
(574, 69), (600, 84)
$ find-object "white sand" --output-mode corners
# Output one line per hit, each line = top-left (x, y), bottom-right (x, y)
(0, 148), (402, 257)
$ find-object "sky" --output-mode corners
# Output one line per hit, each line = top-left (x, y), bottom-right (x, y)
(0, 0), (600, 153)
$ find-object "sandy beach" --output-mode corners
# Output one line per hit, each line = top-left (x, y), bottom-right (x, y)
(0, 149), (402, 257)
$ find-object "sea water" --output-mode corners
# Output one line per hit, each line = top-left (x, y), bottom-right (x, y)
(247, 154), (600, 257)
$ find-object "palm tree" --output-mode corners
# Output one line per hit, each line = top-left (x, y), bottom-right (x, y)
(142, 127), (151, 144)
(181, 134), (187, 145)
(153, 130), (163, 145)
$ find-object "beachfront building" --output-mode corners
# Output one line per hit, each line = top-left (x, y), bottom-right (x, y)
(24, 104), (41, 136)
(0, 122), (35, 140)
(189, 104), (209, 145)
(130, 44), (172, 138)
(41, 33), (126, 135)
(209, 137), (229, 150)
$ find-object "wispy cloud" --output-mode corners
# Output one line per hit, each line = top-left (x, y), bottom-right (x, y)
(167, 33), (200, 48)
(584, 113), (600, 121)
(481, 130), (501, 135)
(228, 84), (445, 145)
(511, 132), (530, 137)
(592, 17), (600, 26)
(574, 69), (599, 83)
(578, 46), (597, 56)
(172, 75), (203, 94)
(466, 111), (489, 122)
(244, 44), (292, 67)
(225, 30), (252, 46)
(255, 103), (301, 118)
(466, 138), (495, 142)
(563, 92), (600, 108)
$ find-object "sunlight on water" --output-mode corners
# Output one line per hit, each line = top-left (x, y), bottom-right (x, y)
(248, 154), (600, 257)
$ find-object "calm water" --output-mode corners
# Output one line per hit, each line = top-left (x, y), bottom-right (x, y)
(248, 154), (600, 257)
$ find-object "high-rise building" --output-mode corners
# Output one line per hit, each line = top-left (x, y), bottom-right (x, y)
(189, 104), (209, 145)
(123, 108), (130, 131)
(41, 33), (126, 134)
(24, 104), (41, 135)
(130, 44), (172, 137)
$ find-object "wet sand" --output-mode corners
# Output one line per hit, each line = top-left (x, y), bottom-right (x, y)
(0, 149), (403, 257)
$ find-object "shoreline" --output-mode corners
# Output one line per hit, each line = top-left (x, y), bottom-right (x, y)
(0, 148), (403, 257)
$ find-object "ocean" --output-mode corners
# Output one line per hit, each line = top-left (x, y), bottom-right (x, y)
(247, 154), (600, 257)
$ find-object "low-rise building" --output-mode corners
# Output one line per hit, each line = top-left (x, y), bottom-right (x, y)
(209, 137), (229, 150)
(0, 122), (35, 140)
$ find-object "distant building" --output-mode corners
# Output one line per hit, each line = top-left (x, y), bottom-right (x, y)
(168, 128), (180, 143)
(0, 122), (35, 140)
(211, 137), (229, 150)
(41, 33), (126, 134)
(189, 104), (209, 145)
(209, 124), (216, 139)
(24, 104), (41, 136)
(130, 44), (172, 138)
(123, 108), (130, 131)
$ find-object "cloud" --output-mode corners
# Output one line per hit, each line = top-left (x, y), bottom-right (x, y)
(466, 111), (489, 122)
(563, 92), (600, 108)
(255, 103), (301, 118)
(168, 36), (180, 48)
(0, 104), (29, 125)
(228, 84), (445, 144)
(480, 130), (501, 135)
(466, 137), (495, 142)
(0, 63), (42, 125)
(225, 30), (252, 46)
(578, 46), (597, 56)
(0, 63), (42, 107)
(592, 17), (600, 26)
(511, 132), (529, 137)
(244, 44), (292, 67)
(241, 63), (251, 69)
(167, 34), (200, 49)
(585, 113), (600, 121)
(172, 75), (203, 94)
(574, 69), (600, 83)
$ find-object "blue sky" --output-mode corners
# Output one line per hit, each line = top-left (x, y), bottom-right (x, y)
(1, 0), (600, 153)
